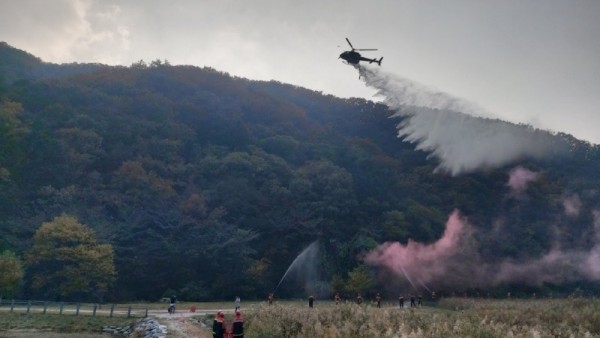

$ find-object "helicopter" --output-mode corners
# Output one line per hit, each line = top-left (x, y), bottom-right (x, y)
(339, 38), (383, 66)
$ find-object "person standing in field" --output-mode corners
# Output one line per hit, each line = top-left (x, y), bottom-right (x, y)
(232, 310), (244, 338)
(375, 293), (382, 308)
(356, 293), (363, 305)
(399, 295), (404, 308)
(334, 292), (341, 305)
(410, 295), (416, 307)
(268, 293), (273, 305)
(169, 295), (177, 314)
(234, 296), (241, 311)
(212, 311), (226, 338)
(308, 294), (314, 308)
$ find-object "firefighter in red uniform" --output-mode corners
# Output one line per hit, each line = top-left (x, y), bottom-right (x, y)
(212, 311), (226, 338)
(232, 310), (244, 338)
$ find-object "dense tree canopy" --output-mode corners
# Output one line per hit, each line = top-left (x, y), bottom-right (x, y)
(1, 43), (599, 301)
(25, 215), (116, 301)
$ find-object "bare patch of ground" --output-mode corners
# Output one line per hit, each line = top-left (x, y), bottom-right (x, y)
(161, 316), (211, 338)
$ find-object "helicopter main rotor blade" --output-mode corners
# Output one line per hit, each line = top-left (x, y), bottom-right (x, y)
(345, 38), (354, 49)
(356, 49), (378, 51)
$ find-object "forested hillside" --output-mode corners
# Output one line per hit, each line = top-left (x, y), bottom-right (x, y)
(1, 43), (599, 302)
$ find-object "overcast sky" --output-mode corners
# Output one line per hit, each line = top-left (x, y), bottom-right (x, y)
(1, 0), (599, 143)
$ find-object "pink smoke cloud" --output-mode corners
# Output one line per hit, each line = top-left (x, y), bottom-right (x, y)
(583, 211), (600, 279)
(492, 210), (600, 285)
(507, 166), (540, 192)
(366, 209), (600, 291)
(493, 249), (581, 286)
(364, 209), (467, 287)
(583, 249), (600, 279)
(563, 194), (582, 217)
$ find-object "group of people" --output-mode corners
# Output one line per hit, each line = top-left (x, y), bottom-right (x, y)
(212, 310), (244, 338)
(166, 294), (244, 338)
(212, 296), (244, 338)
(398, 294), (423, 308)
(331, 292), (425, 308)
(352, 292), (383, 307)
(213, 290), (429, 337)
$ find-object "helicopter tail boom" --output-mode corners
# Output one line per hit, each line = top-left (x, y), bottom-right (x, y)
(369, 57), (383, 66)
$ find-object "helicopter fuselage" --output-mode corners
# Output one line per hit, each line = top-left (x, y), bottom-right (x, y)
(339, 38), (383, 66)
(339, 51), (362, 64)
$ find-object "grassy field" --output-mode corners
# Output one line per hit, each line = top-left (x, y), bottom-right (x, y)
(240, 298), (600, 338)
(2, 298), (600, 337)
(0, 312), (134, 337)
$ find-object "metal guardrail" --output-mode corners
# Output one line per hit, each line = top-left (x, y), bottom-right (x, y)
(0, 299), (148, 318)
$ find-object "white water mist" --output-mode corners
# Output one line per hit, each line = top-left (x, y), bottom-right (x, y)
(273, 241), (319, 295)
(357, 65), (570, 175)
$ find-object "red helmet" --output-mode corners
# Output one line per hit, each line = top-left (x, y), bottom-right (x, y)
(217, 311), (224, 318)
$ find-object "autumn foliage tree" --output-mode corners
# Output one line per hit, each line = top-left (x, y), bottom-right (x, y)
(0, 250), (23, 297)
(26, 215), (116, 301)
(345, 265), (376, 296)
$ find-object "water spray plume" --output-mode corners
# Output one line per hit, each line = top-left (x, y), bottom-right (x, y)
(356, 65), (570, 175)
(357, 65), (488, 117)
(272, 241), (319, 296)
(397, 262), (416, 290)
(354, 63), (600, 289)
(417, 278), (432, 293)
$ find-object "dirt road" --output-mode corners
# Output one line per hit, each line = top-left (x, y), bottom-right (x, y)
(151, 311), (212, 338)
(161, 317), (210, 338)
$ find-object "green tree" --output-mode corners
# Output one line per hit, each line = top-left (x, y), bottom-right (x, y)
(345, 265), (375, 295)
(26, 215), (116, 301)
(330, 274), (346, 295)
(0, 250), (23, 297)
(382, 210), (409, 242)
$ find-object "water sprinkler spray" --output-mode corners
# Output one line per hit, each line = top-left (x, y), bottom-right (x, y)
(272, 241), (319, 296)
